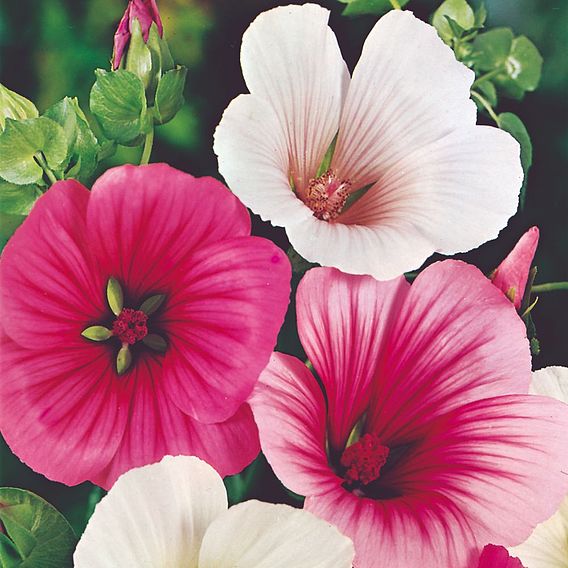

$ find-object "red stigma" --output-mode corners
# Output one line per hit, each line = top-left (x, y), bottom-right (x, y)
(340, 433), (390, 486)
(112, 308), (148, 345)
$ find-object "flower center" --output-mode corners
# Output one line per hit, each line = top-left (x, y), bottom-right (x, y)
(304, 170), (351, 221)
(112, 308), (148, 345)
(340, 433), (390, 486)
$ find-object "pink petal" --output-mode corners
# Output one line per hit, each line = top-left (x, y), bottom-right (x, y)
(296, 267), (409, 450)
(333, 10), (475, 188)
(0, 180), (105, 349)
(160, 236), (290, 423)
(86, 164), (251, 299)
(91, 354), (260, 489)
(239, 3), (349, 195)
(477, 545), (525, 568)
(0, 336), (129, 486)
(250, 352), (341, 497)
(491, 227), (539, 308)
(366, 260), (531, 441)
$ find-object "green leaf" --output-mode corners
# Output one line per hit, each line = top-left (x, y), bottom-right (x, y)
(472, 27), (514, 71)
(444, 16), (466, 39)
(339, 0), (410, 17)
(44, 97), (99, 183)
(476, 80), (498, 106)
(154, 66), (188, 125)
(432, 0), (475, 42)
(0, 84), (38, 132)
(90, 69), (148, 145)
(0, 488), (76, 568)
(474, 2), (487, 27)
(505, 36), (543, 92)
(0, 117), (68, 185)
(0, 213), (25, 250)
(498, 112), (533, 206)
(0, 181), (42, 215)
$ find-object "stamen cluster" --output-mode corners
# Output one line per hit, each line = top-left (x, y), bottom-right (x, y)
(340, 432), (390, 486)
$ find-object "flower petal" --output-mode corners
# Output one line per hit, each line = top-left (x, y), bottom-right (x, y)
(90, 354), (260, 489)
(198, 500), (354, 567)
(478, 545), (526, 568)
(366, 260), (532, 442)
(296, 267), (409, 450)
(160, 237), (291, 423)
(250, 352), (340, 497)
(0, 179), (104, 348)
(529, 366), (568, 401)
(333, 10), (475, 188)
(239, 3), (349, 194)
(74, 455), (227, 568)
(0, 336), (129, 486)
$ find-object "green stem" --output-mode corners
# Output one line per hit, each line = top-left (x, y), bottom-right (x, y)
(34, 153), (58, 186)
(140, 127), (155, 165)
(471, 68), (502, 89)
(470, 90), (499, 124)
(389, 0), (402, 9)
(532, 282), (568, 293)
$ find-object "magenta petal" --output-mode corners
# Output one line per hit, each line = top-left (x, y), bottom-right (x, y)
(91, 354), (260, 489)
(250, 353), (342, 497)
(0, 180), (105, 349)
(477, 545), (525, 568)
(296, 267), (409, 450)
(162, 237), (291, 423)
(491, 226), (539, 308)
(0, 336), (129, 486)
(367, 260), (532, 442)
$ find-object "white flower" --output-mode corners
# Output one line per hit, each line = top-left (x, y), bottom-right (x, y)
(73, 455), (354, 567)
(509, 366), (568, 568)
(214, 4), (523, 280)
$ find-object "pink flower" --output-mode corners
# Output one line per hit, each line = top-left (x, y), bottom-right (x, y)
(0, 164), (291, 489)
(477, 545), (525, 568)
(112, 0), (163, 70)
(250, 261), (568, 567)
(214, 4), (523, 280)
(491, 226), (539, 308)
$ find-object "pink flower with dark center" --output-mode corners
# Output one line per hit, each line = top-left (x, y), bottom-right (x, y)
(250, 261), (568, 567)
(491, 226), (539, 308)
(112, 0), (163, 70)
(0, 164), (291, 489)
(214, 4), (523, 280)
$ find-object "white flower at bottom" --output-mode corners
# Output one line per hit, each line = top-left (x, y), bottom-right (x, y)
(73, 455), (354, 568)
(509, 366), (568, 568)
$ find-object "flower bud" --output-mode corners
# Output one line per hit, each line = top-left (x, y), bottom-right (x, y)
(491, 226), (539, 308)
(0, 84), (38, 132)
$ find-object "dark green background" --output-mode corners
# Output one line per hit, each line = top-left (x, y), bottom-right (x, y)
(0, 0), (566, 536)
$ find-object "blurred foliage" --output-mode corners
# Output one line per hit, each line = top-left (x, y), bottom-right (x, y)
(0, 0), (566, 537)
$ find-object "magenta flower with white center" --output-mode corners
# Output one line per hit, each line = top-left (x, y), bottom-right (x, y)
(214, 4), (524, 280)
(0, 164), (291, 489)
(250, 261), (568, 567)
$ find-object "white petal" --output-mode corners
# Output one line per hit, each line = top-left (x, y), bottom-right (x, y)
(198, 500), (354, 568)
(510, 498), (568, 568)
(333, 10), (476, 187)
(530, 366), (568, 402)
(74, 456), (227, 568)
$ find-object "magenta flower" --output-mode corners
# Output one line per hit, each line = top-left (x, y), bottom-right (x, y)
(112, 0), (163, 70)
(250, 261), (568, 567)
(478, 545), (525, 568)
(0, 164), (291, 489)
(491, 226), (539, 308)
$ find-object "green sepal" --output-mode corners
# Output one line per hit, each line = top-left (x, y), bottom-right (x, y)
(0, 84), (39, 132)
(106, 277), (124, 316)
(444, 16), (466, 39)
(90, 69), (148, 145)
(44, 97), (99, 184)
(154, 66), (188, 125)
(116, 344), (132, 375)
(125, 19), (154, 93)
(338, 0), (410, 17)
(139, 294), (166, 315)
(142, 333), (167, 352)
(0, 117), (68, 185)
(432, 0), (475, 43)
(81, 325), (112, 342)
(497, 112), (532, 207)
(476, 80), (498, 107)
(0, 487), (76, 568)
(0, 180), (42, 215)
